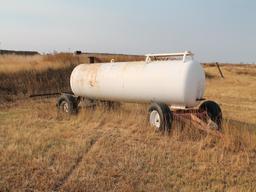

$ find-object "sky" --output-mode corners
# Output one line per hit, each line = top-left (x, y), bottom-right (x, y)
(0, 0), (256, 63)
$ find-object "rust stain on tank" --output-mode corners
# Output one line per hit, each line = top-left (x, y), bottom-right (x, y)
(87, 64), (101, 87)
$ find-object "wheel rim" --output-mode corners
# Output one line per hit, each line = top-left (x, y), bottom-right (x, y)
(149, 110), (161, 130)
(62, 101), (69, 113)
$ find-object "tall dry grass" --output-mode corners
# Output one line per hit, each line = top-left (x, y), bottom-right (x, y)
(0, 100), (255, 191)
(0, 53), (85, 103)
(0, 53), (145, 104)
(0, 53), (144, 74)
(0, 53), (83, 73)
(204, 64), (256, 124)
(0, 53), (256, 191)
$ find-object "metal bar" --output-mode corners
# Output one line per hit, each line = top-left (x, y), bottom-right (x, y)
(145, 51), (193, 57)
(190, 114), (224, 139)
(145, 51), (194, 63)
(215, 62), (224, 78)
(29, 92), (61, 98)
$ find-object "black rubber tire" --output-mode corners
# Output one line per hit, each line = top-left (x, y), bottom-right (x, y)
(148, 102), (173, 134)
(199, 100), (222, 130)
(56, 94), (78, 115)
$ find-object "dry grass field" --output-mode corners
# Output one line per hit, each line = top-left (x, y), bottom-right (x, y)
(0, 54), (256, 192)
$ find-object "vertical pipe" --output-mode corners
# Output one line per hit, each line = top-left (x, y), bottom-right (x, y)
(89, 56), (95, 64)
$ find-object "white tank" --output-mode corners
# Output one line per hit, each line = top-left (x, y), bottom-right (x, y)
(70, 52), (205, 107)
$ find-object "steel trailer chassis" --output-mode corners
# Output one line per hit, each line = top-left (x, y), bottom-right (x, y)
(56, 93), (222, 135)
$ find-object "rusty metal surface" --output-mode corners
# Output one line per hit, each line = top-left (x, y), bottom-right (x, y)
(86, 64), (101, 88)
(172, 111), (223, 138)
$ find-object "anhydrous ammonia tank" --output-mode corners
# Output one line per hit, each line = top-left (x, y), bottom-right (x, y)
(70, 52), (205, 107)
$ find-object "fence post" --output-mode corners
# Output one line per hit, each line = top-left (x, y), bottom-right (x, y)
(216, 62), (224, 78)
